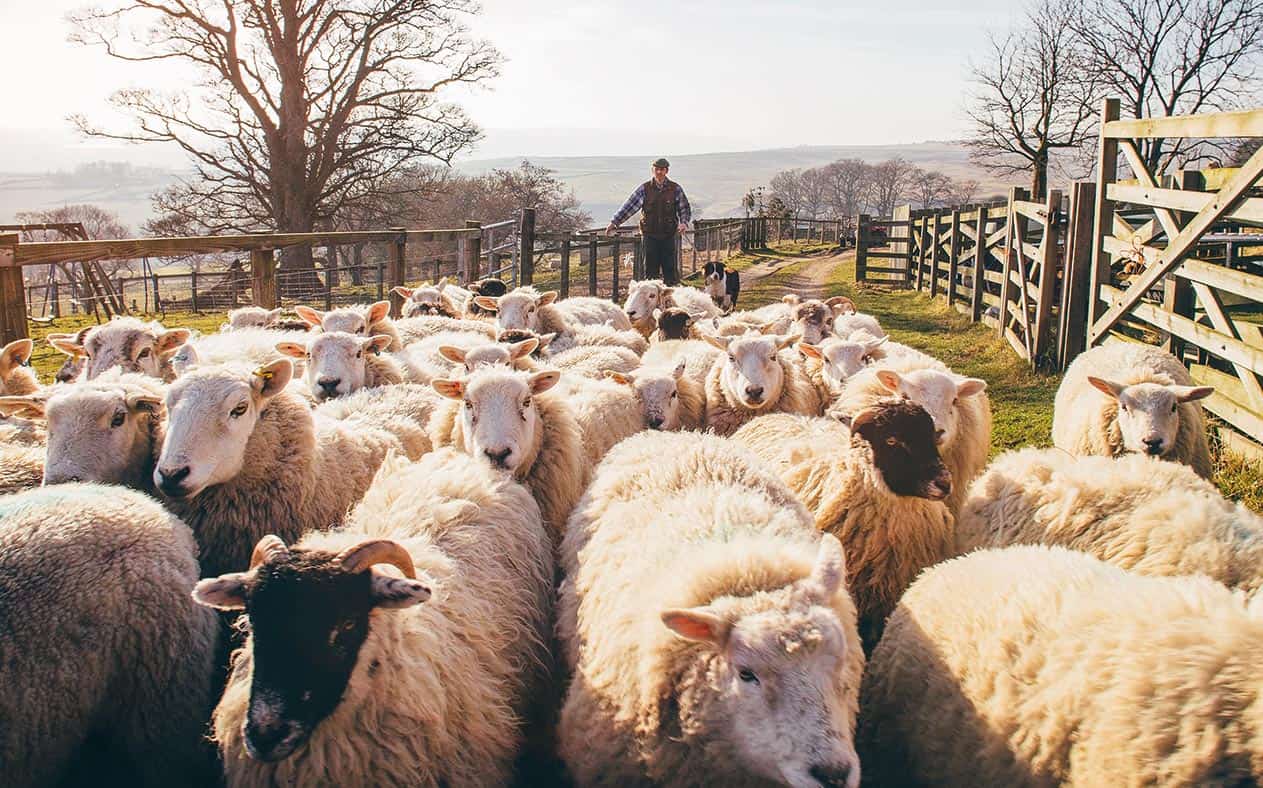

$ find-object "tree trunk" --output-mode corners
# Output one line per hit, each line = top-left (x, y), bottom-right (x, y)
(325, 244), (339, 288)
(1031, 150), (1048, 200)
(350, 244), (364, 285)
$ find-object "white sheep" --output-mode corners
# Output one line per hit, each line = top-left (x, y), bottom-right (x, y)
(0, 339), (39, 396)
(1052, 341), (1214, 477)
(641, 338), (722, 391)
(957, 447), (1263, 591)
(430, 367), (585, 541)
(558, 430), (864, 787)
(550, 322), (649, 356)
(196, 448), (553, 787)
(275, 332), (404, 400)
(859, 545), (1263, 786)
(553, 375), (649, 466)
(798, 334), (889, 402)
(295, 300), (404, 351)
(702, 332), (823, 436)
(731, 404), (954, 650)
(549, 344), (641, 379)
(50, 316), (190, 382)
(171, 327), (313, 377)
(607, 358), (705, 431)
(392, 278), (472, 318)
(622, 279), (721, 324)
(789, 297), (855, 344)
(474, 287), (632, 340)
(395, 314), (498, 344)
(312, 384), (437, 461)
(832, 311), (884, 340)
(0, 484), (220, 787)
(439, 336), (540, 375)
(222, 306), (283, 331)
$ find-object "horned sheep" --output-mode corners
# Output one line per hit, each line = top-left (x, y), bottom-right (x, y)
(196, 449), (553, 787)
(557, 430), (864, 788)
(1052, 341), (1214, 477)
(859, 545), (1263, 786)
(702, 332), (823, 436)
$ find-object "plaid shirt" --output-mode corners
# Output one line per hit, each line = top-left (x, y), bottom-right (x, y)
(610, 179), (692, 229)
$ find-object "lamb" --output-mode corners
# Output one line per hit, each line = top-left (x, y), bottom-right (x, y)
(392, 278), (471, 318)
(476, 287), (633, 339)
(0, 339), (39, 396)
(702, 332), (823, 436)
(276, 332), (405, 400)
(956, 447), (1263, 591)
(223, 306), (283, 331)
(549, 344), (641, 378)
(858, 545), (1263, 786)
(50, 316), (191, 381)
(154, 359), (409, 577)
(1052, 341), (1214, 477)
(395, 314), (498, 344)
(797, 334), (889, 401)
(557, 430), (864, 787)
(607, 359), (705, 431)
(731, 405), (953, 649)
(196, 448), (553, 787)
(295, 300), (404, 351)
(830, 356), (990, 518)
(623, 279), (722, 325)
(430, 367), (585, 540)
(0, 484), (219, 787)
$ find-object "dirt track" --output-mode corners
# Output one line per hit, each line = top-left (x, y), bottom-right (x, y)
(732, 248), (851, 299)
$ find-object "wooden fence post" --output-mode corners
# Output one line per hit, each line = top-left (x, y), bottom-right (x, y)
(998, 187), (1025, 339)
(432, 260), (441, 284)
(929, 212), (942, 298)
(559, 237), (571, 299)
(251, 248), (277, 308)
(190, 269), (199, 313)
(1162, 169), (1200, 358)
(947, 209), (962, 306)
(588, 237), (599, 296)
(1059, 182), (1097, 369)
(1087, 98), (1121, 335)
(915, 214), (928, 291)
(612, 238), (621, 302)
(970, 205), (988, 322)
(464, 220), (482, 285)
(518, 208), (536, 286)
(385, 229), (406, 317)
(0, 234), (26, 346)
(1033, 189), (1062, 364)
(634, 238), (644, 280)
(855, 214), (870, 282)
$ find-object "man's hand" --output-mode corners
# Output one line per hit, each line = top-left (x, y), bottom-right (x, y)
(677, 222), (688, 235)
(605, 223), (618, 237)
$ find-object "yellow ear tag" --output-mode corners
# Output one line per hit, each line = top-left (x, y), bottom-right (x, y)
(254, 367), (275, 381)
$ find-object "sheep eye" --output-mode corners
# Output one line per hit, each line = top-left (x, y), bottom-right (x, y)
(356, 350), (363, 359)
(523, 396), (532, 408)
(953, 397), (959, 406)
(110, 410), (126, 428)
(1171, 403), (1178, 413)
(356, 327), (365, 334)
(230, 402), (248, 418)
(728, 354), (736, 363)
(670, 391), (678, 399)
(738, 668), (759, 685)
(464, 400), (473, 410)
(137, 348), (151, 359)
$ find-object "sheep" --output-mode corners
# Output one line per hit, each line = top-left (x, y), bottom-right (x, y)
(642, 338), (722, 390)
(797, 334), (889, 402)
(956, 447), (1263, 591)
(50, 316), (191, 382)
(171, 327), (315, 381)
(858, 545), (1263, 786)
(392, 278), (471, 318)
(0, 444), (44, 495)
(464, 277), (509, 317)
(0, 338), (39, 396)
(498, 328), (554, 358)
(557, 430), (864, 788)
(440, 336), (540, 375)
(830, 357), (990, 518)
(476, 287), (633, 339)
(223, 306), (283, 331)
(1052, 341), (1214, 478)
(396, 314), (498, 344)
(430, 367), (585, 541)
(549, 344), (641, 379)
(622, 279), (721, 325)
(832, 311), (884, 340)
(276, 332), (404, 400)
(731, 403), (953, 650)
(652, 306), (697, 341)
(154, 359), (408, 578)
(295, 300), (404, 351)
(606, 359), (705, 431)
(702, 332), (823, 436)
(789, 299), (850, 345)
(196, 448), (553, 787)
(0, 484), (219, 787)
(554, 322), (649, 356)
(311, 384), (438, 461)
(552, 375), (648, 466)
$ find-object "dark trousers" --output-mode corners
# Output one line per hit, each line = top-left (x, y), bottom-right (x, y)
(644, 234), (679, 285)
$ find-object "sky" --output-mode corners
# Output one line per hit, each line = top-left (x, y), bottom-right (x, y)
(0, 0), (1024, 170)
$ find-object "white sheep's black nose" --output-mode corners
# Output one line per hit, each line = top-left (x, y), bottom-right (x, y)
(484, 447), (512, 467)
(157, 466), (191, 495)
(810, 763), (853, 788)
(317, 378), (341, 396)
(648, 416), (664, 430)
(1144, 437), (1164, 455)
(745, 385), (764, 401)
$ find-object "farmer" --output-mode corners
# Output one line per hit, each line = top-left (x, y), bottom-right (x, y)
(606, 157), (692, 285)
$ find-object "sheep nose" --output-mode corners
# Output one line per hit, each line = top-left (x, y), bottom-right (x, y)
(809, 763), (853, 788)
(484, 447), (512, 467)
(244, 715), (299, 762)
(317, 378), (341, 396)
(1144, 437), (1164, 455)
(935, 428), (946, 444)
(648, 416), (664, 430)
(157, 465), (192, 495)
(745, 385), (764, 401)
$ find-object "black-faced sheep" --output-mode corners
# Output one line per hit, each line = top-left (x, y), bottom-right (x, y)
(652, 306), (697, 341)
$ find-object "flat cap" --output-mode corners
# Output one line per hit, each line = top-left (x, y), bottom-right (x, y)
(652, 157), (670, 168)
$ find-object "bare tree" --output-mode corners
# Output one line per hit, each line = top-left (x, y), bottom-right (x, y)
(1070, 0), (1263, 174)
(821, 159), (873, 220)
(907, 168), (957, 209)
(70, 0), (500, 292)
(769, 169), (806, 216)
(966, 0), (1098, 198)
(868, 157), (917, 217)
(952, 179), (982, 205)
(17, 205), (134, 278)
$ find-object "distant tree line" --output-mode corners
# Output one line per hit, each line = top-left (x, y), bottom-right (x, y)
(757, 158), (984, 221)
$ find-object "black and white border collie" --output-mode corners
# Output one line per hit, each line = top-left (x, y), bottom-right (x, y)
(703, 261), (740, 312)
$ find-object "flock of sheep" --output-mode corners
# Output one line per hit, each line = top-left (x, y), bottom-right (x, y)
(0, 269), (1258, 787)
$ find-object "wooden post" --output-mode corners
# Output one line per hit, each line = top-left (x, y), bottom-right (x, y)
(612, 238), (621, 302)
(464, 220), (482, 285)
(855, 214), (870, 282)
(588, 237), (599, 296)
(432, 260), (441, 284)
(1162, 170), (1199, 358)
(1059, 182), (1096, 369)
(251, 248), (277, 309)
(998, 187), (1025, 339)
(970, 205), (988, 322)
(633, 238), (644, 280)
(190, 269), (199, 312)
(915, 214), (929, 291)
(387, 229), (406, 317)
(0, 234), (27, 346)
(929, 212), (942, 298)
(324, 260), (334, 310)
(559, 237), (571, 299)
(1087, 98), (1121, 336)
(1032, 188), (1062, 365)
(518, 208), (536, 286)
(947, 208), (962, 306)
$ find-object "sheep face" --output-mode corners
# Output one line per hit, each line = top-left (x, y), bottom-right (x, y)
(38, 379), (163, 487)
(52, 318), (189, 380)
(394, 282), (460, 318)
(296, 301), (390, 336)
(155, 360), (293, 499)
(432, 368), (560, 475)
(707, 333), (797, 409)
(873, 368), (985, 447)
(227, 307), (283, 331)
(0, 339), (33, 393)
(479, 289), (558, 333)
(842, 398), (952, 500)
(449, 338), (538, 374)
(193, 536), (430, 763)
(623, 280), (669, 323)
(655, 307), (693, 340)
(608, 360), (686, 430)
(1088, 377), (1214, 457)
(791, 302), (836, 345)
(661, 536), (860, 788)
(802, 335), (888, 390)
(277, 332), (392, 400)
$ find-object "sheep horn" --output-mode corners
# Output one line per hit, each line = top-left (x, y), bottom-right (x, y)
(249, 535), (290, 569)
(337, 539), (416, 579)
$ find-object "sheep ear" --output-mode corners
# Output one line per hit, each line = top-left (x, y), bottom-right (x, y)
(252, 359), (293, 399)
(473, 295), (500, 312)
(192, 573), (250, 611)
(50, 338), (88, 358)
(806, 533), (846, 600)
(776, 333), (801, 350)
(370, 572), (432, 610)
(758, 321), (781, 335)
(782, 294), (800, 306)
(0, 395), (46, 419)
(367, 301), (391, 324)
(538, 291), (559, 307)
(432, 378), (465, 400)
(126, 392), (164, 415)
(391, 286), (414, 299)
(528, 370), (561, 394)
(1172, 384), (1214, 403)
(275, 342), (308, 360)
(510, 338), (539, 359)
(436, 280), (448, 293)
(438, 345), (467, 364)
(156, 328), (191, 355)
(702, 333), (732, 351)
(798, 342), (823, 360)
(2, 338), (33, 370)
(661, 607), (731, 648)
(673, 360), (686, 380)
(605, 370), (634, 386)
(1087, 376), (1125, 399)
(172, 344), (200, 374)
(365, 334), (392, 354)
(956, 377), (987, 397)
(294, 305), (324, 327)
(876, 370), (902, 393)
(537, 333), (556, 350)
(866, 336), (889, 351)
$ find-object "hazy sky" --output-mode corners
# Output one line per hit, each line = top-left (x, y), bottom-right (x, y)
(0, 0), (1023, 167)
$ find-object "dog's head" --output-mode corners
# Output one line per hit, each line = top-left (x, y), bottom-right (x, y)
(704, 261), (726, 282)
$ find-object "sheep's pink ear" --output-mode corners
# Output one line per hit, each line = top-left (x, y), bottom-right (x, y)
(473, 296), (500, 312)
(252, 359), (293, 398)
(50, 337), (88, 358)
(0, 395), (46, 419)
(275, 342), (308, 359)
(156, 328), (191, 355)
(672, 360), (686, 380)
(776, 333), (801, 350)
(391, 286), (414, 299)
(365, 334), (392, 354)
(192, 573), (251, 610)
(438, 345), (467, 364)
(806, 533), (846, 600)
(431, 378), (465, 400)
(367, 301), (391, 324)
(876, 369), (902, 393)
(528, 370), (561, 394)
(538, 291), (559, 307)
(536, 333), (556, 350)
(510, 338), (539, 359)
(1173, 384), (1214, 403)
(702, 333), (731, 351)
(2, 338), (33, 370)
(956, 377), (987, 397)
(294, 305), (324, 327)
(798, 342), (823, 360)
(661, 607), (731, 648)
(758, 321), (781, 335)
(1087, 376), (1125, 400)
(604, 370), (634, 386)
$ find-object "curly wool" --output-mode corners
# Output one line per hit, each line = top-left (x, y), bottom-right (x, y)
(731, 413), (954, 643)
(0, 484), (220, 788)
(557, 431), (864, 786)
(704, 351), (823, 436)
(859, 545), (1263, 786)
(549, 345), (641, 379)
(957, 447), (1263, 592)
(1053, 341), (1212, 477)
(556, 376), (648, 465)
(0, 444), (44, 495)
(313, 383), (438, 461)
(549, 324), (649, 356)
(396, 315), (497, 344)
(213, 450), (553, 788)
